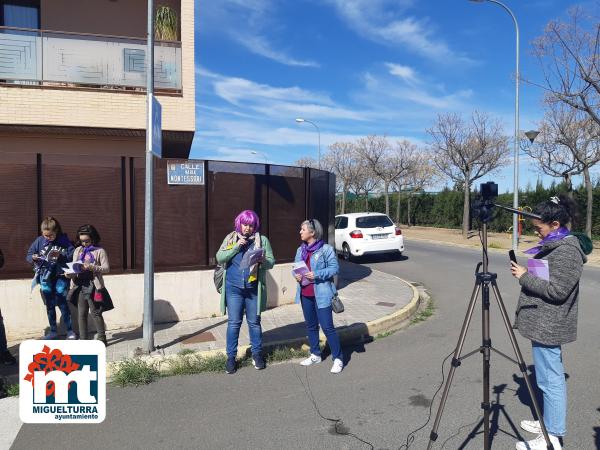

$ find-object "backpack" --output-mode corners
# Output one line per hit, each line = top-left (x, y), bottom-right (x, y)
(571, 232), (593, 255)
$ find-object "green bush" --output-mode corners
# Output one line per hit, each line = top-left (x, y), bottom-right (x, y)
(341, 181), (600, 239)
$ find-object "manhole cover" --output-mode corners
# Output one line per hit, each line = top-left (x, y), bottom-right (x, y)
(181, 332), (216, 345)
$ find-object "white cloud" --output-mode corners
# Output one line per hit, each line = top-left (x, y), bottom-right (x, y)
(385, 63), (418, 84)
(199, 1), (319, 68)
(203, 70), (368, 121)
(328, 0), (475, 65)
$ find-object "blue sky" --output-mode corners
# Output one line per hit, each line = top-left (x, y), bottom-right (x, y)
(191, 0), (598, 193)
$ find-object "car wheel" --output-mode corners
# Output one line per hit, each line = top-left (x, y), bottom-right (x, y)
(342, 243), (352, 261)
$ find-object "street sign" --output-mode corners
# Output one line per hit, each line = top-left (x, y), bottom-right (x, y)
(167, 160), (205, 185)
(149, 95), (162, 158)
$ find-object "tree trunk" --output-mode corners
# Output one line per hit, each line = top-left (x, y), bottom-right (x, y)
(407, 195), (412, 227)
(462, 182), (470, 238)
(583, 167), (593, 238)
(365, 193), (369, 211)
(384, 182), (390, 217)
(341, 189), (346, 214)
(396, 191), (401, 223)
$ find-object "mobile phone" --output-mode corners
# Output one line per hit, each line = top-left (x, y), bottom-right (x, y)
(508, 250), (517, 264)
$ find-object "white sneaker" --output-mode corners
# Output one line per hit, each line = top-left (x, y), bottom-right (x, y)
(520, 420), (542, 434)
(330, 358), (344, 374)
(42, 331), (58, 340)
(66, 331), (78, 340)
(516, 433), (562, 450)
(300, 354), (322, 366)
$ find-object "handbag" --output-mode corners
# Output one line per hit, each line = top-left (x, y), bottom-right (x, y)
(213, 264), (225, 293)
(331, 293), (344, 314)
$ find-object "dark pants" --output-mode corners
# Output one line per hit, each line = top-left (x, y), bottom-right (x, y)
(77, 283), (106, 340)
(0, 309), (7, 353)
(300, 295), (342, 360)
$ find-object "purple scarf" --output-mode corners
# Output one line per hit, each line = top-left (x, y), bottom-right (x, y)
(301, 239), (324, 261)
(79, 245), (98, 263)
(524, 227), (570, 255)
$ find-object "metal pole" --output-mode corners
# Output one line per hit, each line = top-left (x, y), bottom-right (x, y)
(486, 0), (520, 251)
(143, 0), (155, 353)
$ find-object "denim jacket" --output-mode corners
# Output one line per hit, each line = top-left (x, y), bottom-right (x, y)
(293, 243), (338, 309)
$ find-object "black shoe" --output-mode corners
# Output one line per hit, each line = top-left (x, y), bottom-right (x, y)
(252, 353), (266, 370)
(0, 350), (16, 366)
(225, 357), (237, 374)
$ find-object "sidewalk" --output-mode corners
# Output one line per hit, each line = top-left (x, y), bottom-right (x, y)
(1, 261), (420, 376)
(101, 261), (419, 363)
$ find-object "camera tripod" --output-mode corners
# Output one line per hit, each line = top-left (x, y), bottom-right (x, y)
(426, 220), (554, 450)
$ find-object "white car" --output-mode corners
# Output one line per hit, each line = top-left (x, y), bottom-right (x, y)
(334, 213), (404, 260)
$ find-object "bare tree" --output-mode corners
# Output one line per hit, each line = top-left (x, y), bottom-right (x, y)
(525, 101), (600, 237)
(295, 156), (319, 168)
(324, 142), (358, 214)
(427, 111), (509, 237)
(355, 135), (414, 216)
(349, 164), (379, 212)
(532, 6), (600, 126)
(404, 149), (439, 227)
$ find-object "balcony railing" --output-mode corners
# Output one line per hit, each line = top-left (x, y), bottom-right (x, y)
(0, 26), (181, 91)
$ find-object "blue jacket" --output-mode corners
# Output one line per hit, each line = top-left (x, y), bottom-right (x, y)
(294, 243), (338, 309)
(26, 234), (74, 278)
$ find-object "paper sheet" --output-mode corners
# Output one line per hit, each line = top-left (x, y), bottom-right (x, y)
(527, 259), (549, 281)
(292, 260), (312, 286)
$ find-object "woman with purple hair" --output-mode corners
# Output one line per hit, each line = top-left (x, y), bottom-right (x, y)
(216, 210), (275, 374)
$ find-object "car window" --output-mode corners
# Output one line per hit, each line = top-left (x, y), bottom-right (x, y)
(356, 215), (393, 228)
(335, 217), (348, 229)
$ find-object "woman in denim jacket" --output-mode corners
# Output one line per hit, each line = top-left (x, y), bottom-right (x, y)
(293, 219), (343, 374)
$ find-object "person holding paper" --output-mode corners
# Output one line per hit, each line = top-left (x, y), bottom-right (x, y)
(293, 219), (343, 374)
(216, 210), (275, 374)
(26, 217), (76, 340)
(67, 224), (110, 345)
(510, 195), (590, 450)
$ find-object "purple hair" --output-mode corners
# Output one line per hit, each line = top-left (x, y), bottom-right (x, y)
(234, 210), (260, 233)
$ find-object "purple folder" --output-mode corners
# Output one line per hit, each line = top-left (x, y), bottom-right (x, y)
(527, 259), (549, 281)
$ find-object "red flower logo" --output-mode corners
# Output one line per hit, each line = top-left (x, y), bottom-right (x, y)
(23, 345), (80, 396)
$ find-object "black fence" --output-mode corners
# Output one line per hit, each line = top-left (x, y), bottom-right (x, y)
(0, 156), (336, 279)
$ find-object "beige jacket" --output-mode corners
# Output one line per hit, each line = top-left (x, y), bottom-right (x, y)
(69, 247), (110, 290)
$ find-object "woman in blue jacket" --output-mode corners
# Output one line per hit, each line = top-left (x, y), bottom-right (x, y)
(26, 217), (76, 340)
(293, 219), (343, 374)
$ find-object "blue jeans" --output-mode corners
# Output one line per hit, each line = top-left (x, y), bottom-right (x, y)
(40, 277), (72, 333)
(225, 285), (261, 358)
(532, 341), (567, 436)
(300, 295), (342, 360)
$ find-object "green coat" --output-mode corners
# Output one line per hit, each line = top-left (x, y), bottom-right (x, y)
(216, 233), (275, 316)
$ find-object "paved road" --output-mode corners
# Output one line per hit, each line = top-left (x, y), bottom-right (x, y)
(12, 241), (600, 449)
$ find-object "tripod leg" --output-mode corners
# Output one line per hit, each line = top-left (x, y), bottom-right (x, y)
(427, 282), (482, 450)
(490, 281), (555, 450)
(482, 283), (491, 450)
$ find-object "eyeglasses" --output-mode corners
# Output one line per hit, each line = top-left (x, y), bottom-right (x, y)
(309, 219), (315, 228)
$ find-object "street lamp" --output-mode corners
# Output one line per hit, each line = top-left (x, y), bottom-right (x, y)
(251, 150), (269, 164)
(295, 118), (321, 169)
(524, 130), (540, 144)
(469, 0), (521, 251)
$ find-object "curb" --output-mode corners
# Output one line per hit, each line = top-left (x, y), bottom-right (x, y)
(106, 274), (424, 382)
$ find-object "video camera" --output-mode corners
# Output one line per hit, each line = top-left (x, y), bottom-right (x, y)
(473, 181), (541, 223)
